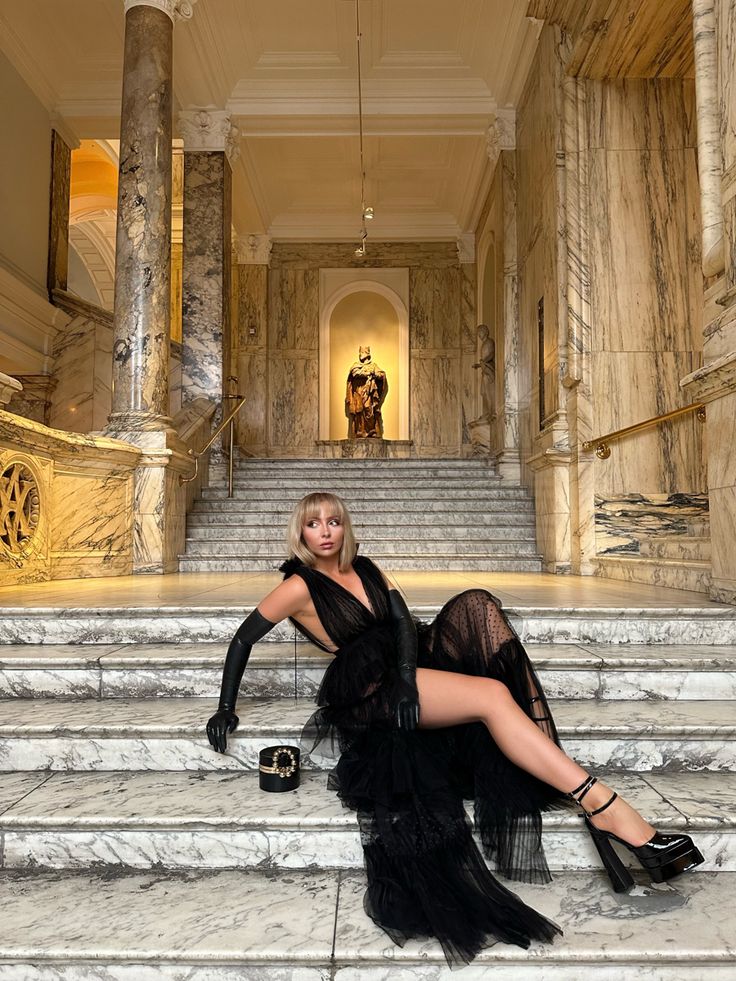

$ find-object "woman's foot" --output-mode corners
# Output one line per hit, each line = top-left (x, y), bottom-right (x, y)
(573, 778), (656, 847)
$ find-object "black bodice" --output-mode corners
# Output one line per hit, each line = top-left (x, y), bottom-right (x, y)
(281, 554), (391, 652)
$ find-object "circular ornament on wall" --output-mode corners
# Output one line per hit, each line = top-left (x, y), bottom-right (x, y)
(0, 461), (41, 561)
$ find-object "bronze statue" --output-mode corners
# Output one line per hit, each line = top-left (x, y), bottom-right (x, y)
(345, 345), (388, 438)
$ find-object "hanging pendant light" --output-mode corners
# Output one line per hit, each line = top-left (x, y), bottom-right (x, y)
(354, 0), (373, 257)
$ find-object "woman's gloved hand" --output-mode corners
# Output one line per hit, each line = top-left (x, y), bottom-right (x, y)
(388, 588), (421, 731)
(206, 608), (275, 754)
(206, 709), (239, 754)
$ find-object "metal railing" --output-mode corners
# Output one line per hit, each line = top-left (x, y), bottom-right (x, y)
(582, 402), (706, 460)
(179, 394), (247, 497)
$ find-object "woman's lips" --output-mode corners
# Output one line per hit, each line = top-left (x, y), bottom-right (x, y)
(320, 542), (334, 548)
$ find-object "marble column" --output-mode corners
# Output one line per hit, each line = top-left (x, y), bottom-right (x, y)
(108, 0), (175, 434)
(47, 130), (73, 296)
(681, 0), (736, 602)
(692, 0), (725, 277)
(498, 148), (522, 482)
(105, 0), (197, 574)
(178, 109), (237, 460)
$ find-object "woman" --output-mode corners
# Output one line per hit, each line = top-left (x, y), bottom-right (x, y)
(206, 492), (703, 968)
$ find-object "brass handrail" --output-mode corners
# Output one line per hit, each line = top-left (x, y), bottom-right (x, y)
(583, 402), (706, 460)
(180, 395), (247, 496)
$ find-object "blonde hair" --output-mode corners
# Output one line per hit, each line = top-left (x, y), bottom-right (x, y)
(286, 492), (358, 571)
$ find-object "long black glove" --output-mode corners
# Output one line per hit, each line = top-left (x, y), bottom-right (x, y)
(388, 588), (420, 730)
(206, 608), (275, 753)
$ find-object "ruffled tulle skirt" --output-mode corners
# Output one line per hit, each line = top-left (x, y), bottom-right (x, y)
(300, 588), (570, 969)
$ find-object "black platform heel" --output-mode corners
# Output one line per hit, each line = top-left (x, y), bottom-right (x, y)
(569, 775), (705, 894)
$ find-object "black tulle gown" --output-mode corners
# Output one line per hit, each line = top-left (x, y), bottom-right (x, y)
(280, 553), (570, 969)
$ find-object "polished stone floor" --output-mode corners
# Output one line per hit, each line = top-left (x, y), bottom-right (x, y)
(0, 571), (729, 610)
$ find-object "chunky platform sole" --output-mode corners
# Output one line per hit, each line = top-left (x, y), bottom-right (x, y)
(585, 819), (705, 893)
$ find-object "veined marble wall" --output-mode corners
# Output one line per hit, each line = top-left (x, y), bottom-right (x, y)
(48, 291), (112, 434)
(235, 242), (469, 458)
(234, 263), (268, 454)
(516, 25), (706, 572)
(587, 78), (706, 500)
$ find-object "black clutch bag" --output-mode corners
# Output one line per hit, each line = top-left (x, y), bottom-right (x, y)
(258, 744), (300, 792)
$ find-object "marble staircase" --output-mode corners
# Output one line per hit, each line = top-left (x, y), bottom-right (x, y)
(179, 458), (544, 572)
(596, 516), (713, 595)
(0, 588), (736, 977)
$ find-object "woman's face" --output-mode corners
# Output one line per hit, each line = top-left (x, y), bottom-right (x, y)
(301, 505), (345, 560)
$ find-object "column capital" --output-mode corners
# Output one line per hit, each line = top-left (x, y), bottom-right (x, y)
(457, 233), (475, 263)
(178, 109), (240, 161)
(123, 0), (197, 23)
(236, 234), (272, 265)
(486, 110), (516, 168)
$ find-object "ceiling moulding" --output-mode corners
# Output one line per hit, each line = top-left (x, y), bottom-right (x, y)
(255, 51), (344, 69)
(266, 215), (463, 242)
(227, 79), (494, 117)
(232, 113), (493, 138)
(0, 11), (58, 110)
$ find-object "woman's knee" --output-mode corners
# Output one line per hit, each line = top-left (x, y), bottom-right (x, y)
(480, 678), (513, 723)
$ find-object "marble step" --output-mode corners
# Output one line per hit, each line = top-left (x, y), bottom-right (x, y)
(1, 696), (735, 771)
(192, 498), (535, 513)
(177, 556), (546, 572)
(185, 526), (537, 542)
(2, 605), (735, 645)
(3, 642), (736, 700)
(201, 486), (533, 500)
(225, 466), (503, 480)
(187, 509), (536, 526)
(640, 537), (711, 561)
(687, 516), (710, 536)
(595, 556), (711, 595)
(0, 866), (732, 979)
(0, 770), (730, 873)
(181, 539), (541, 557)
(231, 457), (501, 469)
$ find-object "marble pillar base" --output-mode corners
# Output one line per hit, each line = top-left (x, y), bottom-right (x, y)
(466, 418), (491, 455)
(527, 441), (572, 573)
(315, 439), (413, 459)
(681, 339), (736, 604)
(493, 446), (522, 483)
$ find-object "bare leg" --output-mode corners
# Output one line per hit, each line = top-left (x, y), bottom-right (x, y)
(416, 667), (656, 847)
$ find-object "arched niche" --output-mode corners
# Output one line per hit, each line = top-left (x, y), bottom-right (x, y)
(319, 278), (409, 441)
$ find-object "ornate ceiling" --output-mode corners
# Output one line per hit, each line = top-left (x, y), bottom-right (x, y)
(0, 0), (543, 241)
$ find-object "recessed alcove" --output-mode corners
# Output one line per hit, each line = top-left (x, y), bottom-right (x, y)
(319, 269), (410, 444)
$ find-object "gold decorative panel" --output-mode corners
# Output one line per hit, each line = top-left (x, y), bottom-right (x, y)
(0, 460), (41, 561)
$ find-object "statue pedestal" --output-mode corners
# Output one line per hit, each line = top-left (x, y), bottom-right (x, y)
(315, 439), (413, 459)
(466, 419), (492, 456)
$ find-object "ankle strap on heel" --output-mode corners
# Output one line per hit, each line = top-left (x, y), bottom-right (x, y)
(568, 774), (618, 818)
